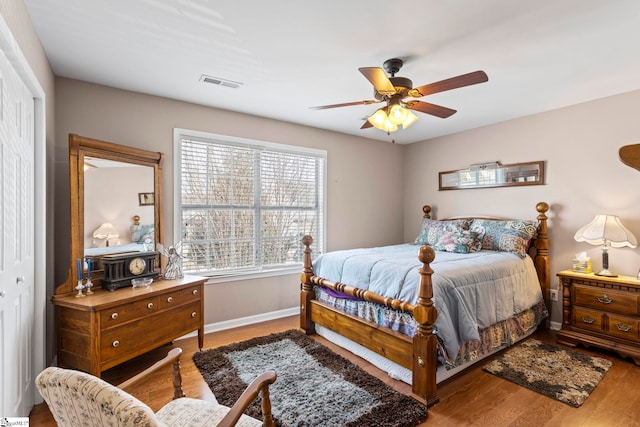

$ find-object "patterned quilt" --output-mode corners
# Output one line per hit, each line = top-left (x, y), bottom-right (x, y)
(312, 244), (544, 361)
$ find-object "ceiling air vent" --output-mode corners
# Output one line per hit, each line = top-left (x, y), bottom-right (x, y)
(199, 74), (243, 89)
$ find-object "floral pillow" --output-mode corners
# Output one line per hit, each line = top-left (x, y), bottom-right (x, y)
(414, 219), (472, 246)
(470, 219), (537, 258)
(131, 224), (155, 244)
(433, 229), (483, 253)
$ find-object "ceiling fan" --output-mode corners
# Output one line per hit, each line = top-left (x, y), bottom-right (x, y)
(311, 58), (488, 133)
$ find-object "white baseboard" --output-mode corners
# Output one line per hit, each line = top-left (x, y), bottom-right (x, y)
(549, 320), (562, 331)
(176, 307), (299, 341)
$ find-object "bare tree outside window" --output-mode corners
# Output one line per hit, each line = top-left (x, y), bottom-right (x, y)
(176, 132), (326, 276)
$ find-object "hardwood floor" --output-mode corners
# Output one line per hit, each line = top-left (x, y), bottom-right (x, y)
(30, 316), (640, 426)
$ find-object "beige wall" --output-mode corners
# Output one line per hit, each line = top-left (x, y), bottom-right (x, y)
(0, 1), (56, 363)
(404, 89), (640, 324)
(54, 78), (405, 324)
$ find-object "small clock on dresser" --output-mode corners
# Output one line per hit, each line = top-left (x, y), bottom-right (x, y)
(101, 251), (160, 291)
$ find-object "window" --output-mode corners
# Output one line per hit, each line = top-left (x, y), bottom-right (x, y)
(174, 129), (326, 278)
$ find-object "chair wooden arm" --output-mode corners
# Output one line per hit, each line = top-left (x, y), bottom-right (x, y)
(217, 370), (277, 427)
(118, 348), (185, 399)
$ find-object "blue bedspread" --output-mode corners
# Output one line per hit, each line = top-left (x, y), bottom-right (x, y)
(312, 244), (543, 360)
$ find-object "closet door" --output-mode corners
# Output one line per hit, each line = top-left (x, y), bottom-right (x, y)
(0, 44), (35, 417)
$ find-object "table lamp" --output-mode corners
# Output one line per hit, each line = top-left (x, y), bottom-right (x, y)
(574, 214), (637, 277)
(93, 222), (119, 247)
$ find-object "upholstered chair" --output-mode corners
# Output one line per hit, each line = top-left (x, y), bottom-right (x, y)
(35, 348), (276, 427)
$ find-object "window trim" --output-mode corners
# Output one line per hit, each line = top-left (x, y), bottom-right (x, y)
(173, 128), (327, 279)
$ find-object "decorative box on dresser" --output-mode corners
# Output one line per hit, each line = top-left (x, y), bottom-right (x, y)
(556, 270), (640, 364)
(53, 275), (206, 377)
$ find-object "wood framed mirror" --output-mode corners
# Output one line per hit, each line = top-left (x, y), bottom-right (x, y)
(439, 160), (545, 191)
(55, 134), (164, 296)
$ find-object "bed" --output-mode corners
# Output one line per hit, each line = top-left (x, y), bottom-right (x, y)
(84, 215), (155, 267)
(299, 202), (550, 407)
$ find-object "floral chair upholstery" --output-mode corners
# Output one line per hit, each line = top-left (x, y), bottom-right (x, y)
(35, 348), (276, 427)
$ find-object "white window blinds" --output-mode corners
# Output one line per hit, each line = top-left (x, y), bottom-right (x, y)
(175, 130), (326, 276)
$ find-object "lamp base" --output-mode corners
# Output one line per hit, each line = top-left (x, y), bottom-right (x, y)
(595, 269), (618, 277)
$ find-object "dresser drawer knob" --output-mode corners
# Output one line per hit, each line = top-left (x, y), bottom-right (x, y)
(191, 311), (197, 318)
(167, 297), (173, 303)
(147, 302), (154, 309)
(580, 315), (596, 324)
(595, 295), (614, 304)
(111, 312), (119, 320)
(192, 289), (198, 295)
(615, 323), (632, 332)
(112, 340), (120, 347)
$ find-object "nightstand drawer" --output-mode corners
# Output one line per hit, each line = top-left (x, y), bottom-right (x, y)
(574, 284), (639, 316)
(607, 314), (640, 342)
(571, 307), (604, 333)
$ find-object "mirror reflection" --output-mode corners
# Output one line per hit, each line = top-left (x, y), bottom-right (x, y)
(55, 133), (164, 296)
(84, 157), (155, 258)
(439, 160), (545, 190)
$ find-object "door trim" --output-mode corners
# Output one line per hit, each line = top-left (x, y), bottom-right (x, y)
(0, 13), (47, 407)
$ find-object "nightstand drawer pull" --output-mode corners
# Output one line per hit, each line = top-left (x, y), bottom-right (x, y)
(111, 312), (119, 320)
(112, 340), (120, 347)
(580, 315), (596, 324)
(192, 289), (198, 295)
(595, 295), (614, 304)
(191, 311), (197, 318)
(147, 302), (154, 309)
(615, 323), (633, 332)
(167, 297), (173, 303)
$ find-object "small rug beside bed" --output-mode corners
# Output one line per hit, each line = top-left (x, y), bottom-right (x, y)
(483, 339), (612, 407)
(193, 329), (427, 427)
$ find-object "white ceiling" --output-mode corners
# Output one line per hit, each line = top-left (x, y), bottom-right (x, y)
(23, 0), (640, 144)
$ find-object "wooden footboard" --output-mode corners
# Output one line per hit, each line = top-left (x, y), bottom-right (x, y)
(299, 201), (550, 407)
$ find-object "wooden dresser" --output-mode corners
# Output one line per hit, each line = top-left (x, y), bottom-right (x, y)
(53, 275), (206, 377)
(556, 270), (640, 364)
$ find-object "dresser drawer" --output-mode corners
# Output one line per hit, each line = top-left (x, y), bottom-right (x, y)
(571, 306), (604, 333)
(100, 296), (159, 327)
(607, 314), (640, 342)
(101, 300), (201, 365)
(574, 284), (639, 316)
(157, 284), (201, 310)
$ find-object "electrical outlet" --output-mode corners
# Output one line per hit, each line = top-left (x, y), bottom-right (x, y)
(550, 289), (559, 301)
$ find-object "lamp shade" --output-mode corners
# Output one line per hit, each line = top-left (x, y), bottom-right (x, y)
(93, 223), (119, 240)
(574, 215), (637, 248)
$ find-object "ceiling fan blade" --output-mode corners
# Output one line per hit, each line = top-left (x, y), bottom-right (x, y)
(359, 67), (396, 96)
(405, 100), (456, 118)
(361, 120), (373, 129)
(409, 70), (488, 97)
(310, 100), (380, 110)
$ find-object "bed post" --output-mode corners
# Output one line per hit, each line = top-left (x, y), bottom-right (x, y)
(422, 204), (431, 219)
(300, 235), (316, 335)
(412, 245), (439, 407)
(533, 202), (550, 326)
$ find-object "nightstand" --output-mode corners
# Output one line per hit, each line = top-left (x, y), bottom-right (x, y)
(556, 270), (640, 364)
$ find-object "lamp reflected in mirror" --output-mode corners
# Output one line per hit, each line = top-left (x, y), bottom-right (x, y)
(93, 223), (119, 247)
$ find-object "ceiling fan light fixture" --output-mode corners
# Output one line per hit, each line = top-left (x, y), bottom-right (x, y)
(382, 120), (398, 133)
(388, 103), (409, 125)
(402, 110), (419, 129)
(368, 108), (388, 128)
(368, 107), (400, 133)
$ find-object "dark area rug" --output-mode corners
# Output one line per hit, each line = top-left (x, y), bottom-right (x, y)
(193, 329), (427, 426)
(483, 338), (612, 407)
